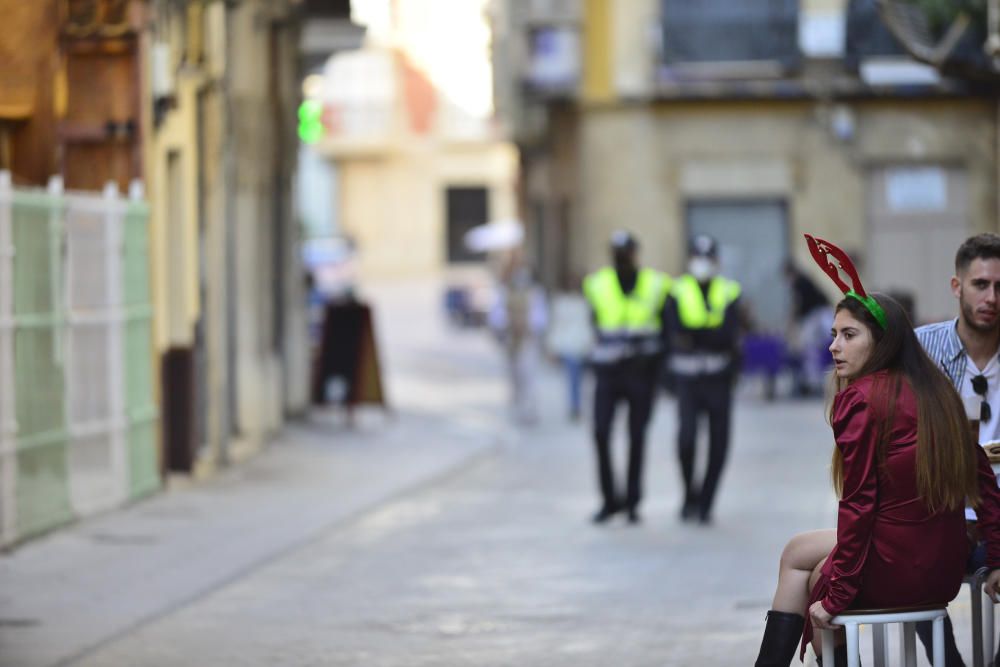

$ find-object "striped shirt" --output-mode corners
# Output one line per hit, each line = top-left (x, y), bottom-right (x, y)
(915, 318), (972, 390)
(917, 318), (1000, 520)
(917, 317), (1000, 434)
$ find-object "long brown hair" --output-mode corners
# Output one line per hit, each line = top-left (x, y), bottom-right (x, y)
(828, 294), (980, 512)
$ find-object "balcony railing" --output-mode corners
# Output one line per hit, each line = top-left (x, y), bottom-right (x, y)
(661, 0), (800, 73)
(846, 0), (908, 64)
(855, 0), (995, 77)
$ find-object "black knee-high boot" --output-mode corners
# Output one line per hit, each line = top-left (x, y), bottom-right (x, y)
(815, 643), (849, 667)
(754, 610), (805, 667)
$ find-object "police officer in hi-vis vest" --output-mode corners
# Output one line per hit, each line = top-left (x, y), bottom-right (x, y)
(666, 234), (742, 525)
(583, 231), (671, 524)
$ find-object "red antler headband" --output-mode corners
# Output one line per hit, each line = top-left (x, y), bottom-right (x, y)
(804, 234), (887, 329)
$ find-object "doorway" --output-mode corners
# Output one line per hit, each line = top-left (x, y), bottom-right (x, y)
(445, 186), (489, 264)
(686, 199), (790, 333)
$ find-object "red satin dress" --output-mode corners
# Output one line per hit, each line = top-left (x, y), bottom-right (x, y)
(800, 370), (1000, 658)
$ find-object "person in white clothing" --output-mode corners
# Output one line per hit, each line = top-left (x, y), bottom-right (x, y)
(914, 232), (1000, 666)
(545, 275), (594, 421)
(489, 250), (548, 425)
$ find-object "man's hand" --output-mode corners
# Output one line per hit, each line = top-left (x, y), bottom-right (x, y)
(809, 600), (837, 630)
(985, 569), (1000, 603)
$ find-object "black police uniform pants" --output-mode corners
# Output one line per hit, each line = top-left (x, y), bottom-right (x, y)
(676, 374), (733, 517)
(592, 363), (658, 511)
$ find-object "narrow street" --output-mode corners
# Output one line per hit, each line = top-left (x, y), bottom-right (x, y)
(0, 281), (975, 666)
(3, 1), (999, 665)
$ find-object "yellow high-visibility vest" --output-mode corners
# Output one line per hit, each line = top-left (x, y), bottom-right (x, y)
(672, 274), (741, 330)
(583, 267), (670, 335)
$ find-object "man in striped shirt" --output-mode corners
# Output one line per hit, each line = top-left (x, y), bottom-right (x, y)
(915, 233), (1000, 666)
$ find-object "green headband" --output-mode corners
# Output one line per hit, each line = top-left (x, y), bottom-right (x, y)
(846, 290), (887, 330)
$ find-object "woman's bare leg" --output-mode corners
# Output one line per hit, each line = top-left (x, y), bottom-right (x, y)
(805, 553), (844, 657)
(770, 529), (836, 613)
(756, 532), (834, 666)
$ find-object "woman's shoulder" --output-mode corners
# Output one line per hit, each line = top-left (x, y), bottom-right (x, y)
(832, 370), (896, 417)
(837, 369), (888, 399)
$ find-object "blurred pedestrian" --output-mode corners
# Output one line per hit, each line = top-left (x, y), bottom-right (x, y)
(913, 232), (1000, 666)
(488, 249), (548, 425)
(305, 270), (326, 351)
(665, 234), (742, 524)
(545, 274), (594, 422)
(583, 231), (670, 524)
(783, 260), (832, 397)
(753, 235), (1000, 667)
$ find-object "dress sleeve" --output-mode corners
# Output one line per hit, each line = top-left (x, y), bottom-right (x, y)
(973, 446), (1000, 568)
(822, 386), (879, 615)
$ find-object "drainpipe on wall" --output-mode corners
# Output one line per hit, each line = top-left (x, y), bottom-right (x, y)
(220, 1), (237, 467)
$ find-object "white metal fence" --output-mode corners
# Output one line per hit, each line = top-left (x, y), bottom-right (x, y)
(0, 172), (15, 546)
(65, 183), (129, 515)
(0, 172), (158, 546)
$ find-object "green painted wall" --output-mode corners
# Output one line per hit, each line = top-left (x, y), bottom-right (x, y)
(123, 200), (159, 499)
(11, 192), (71, 538)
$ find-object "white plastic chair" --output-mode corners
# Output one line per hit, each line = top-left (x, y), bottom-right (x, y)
(820, 605), (948, 667)
(967, 568), (996, 667)
(962, 567), (993, 667)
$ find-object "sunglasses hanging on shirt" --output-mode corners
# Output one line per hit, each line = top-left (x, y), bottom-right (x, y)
(972, 374), (992, 422)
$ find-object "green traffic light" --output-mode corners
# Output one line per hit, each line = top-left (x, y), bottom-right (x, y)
(298, 99), (324, 144)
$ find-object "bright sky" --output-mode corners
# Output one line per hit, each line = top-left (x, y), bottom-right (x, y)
(351, 0), (494, 117)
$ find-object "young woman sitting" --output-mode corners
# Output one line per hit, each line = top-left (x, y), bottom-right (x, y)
(754, 237), (1000, 666)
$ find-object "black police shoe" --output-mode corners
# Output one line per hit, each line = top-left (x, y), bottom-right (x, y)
(592, 504), (620, 524)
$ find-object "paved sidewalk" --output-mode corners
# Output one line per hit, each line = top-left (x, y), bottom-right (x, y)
(44, 373), (848, 667)
(0, 279), (987, 666)
(0, 416), (504, 667)
(0, 279), (509, 667)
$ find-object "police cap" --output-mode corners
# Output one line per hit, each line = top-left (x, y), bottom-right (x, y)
(689, 234), (718, 259)
(610, 230), (638, 251)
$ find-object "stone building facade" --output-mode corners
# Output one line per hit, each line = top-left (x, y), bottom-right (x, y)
(491, 0), (1000, 326)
